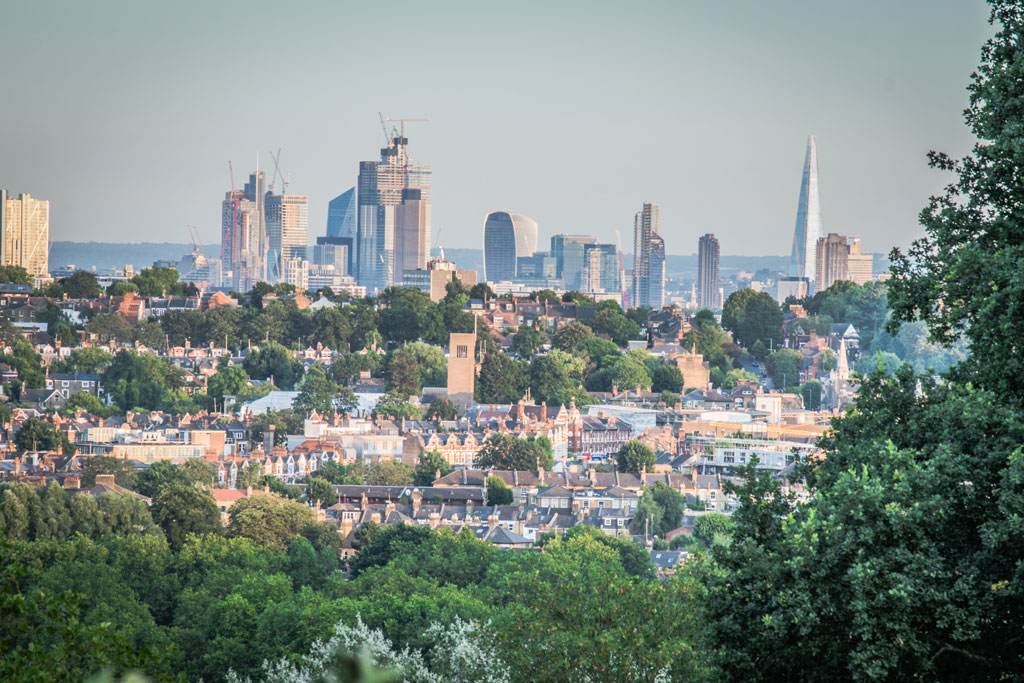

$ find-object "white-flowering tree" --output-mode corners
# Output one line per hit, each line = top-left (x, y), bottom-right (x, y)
(227, 615), (507, 683)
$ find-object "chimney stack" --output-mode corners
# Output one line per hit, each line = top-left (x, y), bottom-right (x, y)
(264, 425), (275, 454)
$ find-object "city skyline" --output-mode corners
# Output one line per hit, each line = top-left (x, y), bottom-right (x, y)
(0, 1), (991, 256)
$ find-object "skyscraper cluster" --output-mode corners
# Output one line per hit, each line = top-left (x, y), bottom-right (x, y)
(218, 131), (434, 296)
(357, 134), (431, 292)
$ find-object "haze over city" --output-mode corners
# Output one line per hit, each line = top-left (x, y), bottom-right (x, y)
(0, 0), (991, 254)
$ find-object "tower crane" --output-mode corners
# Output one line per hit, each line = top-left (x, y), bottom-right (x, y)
(188, 225), (205, 256)
(269, 148), (288, 194)
(386, 117), (429, 138)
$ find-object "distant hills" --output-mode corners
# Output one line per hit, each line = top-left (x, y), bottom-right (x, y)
(49, 241), (886, 280)
(50, 242), (207, 272)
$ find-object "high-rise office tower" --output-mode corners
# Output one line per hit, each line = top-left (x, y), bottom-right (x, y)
(326, 187), (356, 274)
(697, 233), (721, 310)
(482, 211), (538, 282)
(326, 187), (356, 239)
(0, 191), (49, 279)
(313, 237), (349, 276)
(847, 238), (873, 285)
(551, 234), (597, 291)
(394, 188), (429, 277)
(790, 135), (824, 286)
(357, 134), (431, 291)
(221, 171), (266, 291)
(266, 193), (309, 281)
(632, 202), (664, 309)
(815, 233), (849, 291)
(582, 243), (620, 293)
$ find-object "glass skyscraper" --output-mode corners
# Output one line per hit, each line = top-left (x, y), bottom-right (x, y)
(551, 234), (597, 291)
(790, 135), (823, 286)
(632, 202), (664, 309)
(697, 233), (721, 310)
(482, 211), (538, 282)
(582, 243), (619, 293)
(326, 187), (356, 239)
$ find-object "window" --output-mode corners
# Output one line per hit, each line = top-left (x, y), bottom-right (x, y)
(456, 345), (468, 359)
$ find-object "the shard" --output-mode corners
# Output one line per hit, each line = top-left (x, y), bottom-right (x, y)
(789, 135), (823, 284)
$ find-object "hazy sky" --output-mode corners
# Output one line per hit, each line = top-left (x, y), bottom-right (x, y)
(0, 0), (993, 257)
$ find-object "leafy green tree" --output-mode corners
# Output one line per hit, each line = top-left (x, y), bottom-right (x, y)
(316, 461), (363, 485)
(55, 346), (112, 374)
(615, 440), (656, 474)
(819, 349), (838, 372)
(307, 305), (353, 351)
(236, 462), (263, 489)
(510, 323), (544, 357)
(243, 341), (305, 389)
(346, 299), (381, 352)
(391, 341), (447, 389)
(248, 409), (303, 448)
(468, 282), (496, 300)
(650, 483), (685, 535)
(530, 288), (560, 303)
(575, 336), (620, 367)
(259, 475), (303, 500)
(800, 379), (823, 410)
(0, 265), (32, 286)
(294, 365), (341, 416)
(853, 350), (903, 377)
(86, 313), (133, 345)
(414, 450), (452, 486)
(552, 321), (594, 352)
(529, 349), (586, 406)
(150, 482), (222, 549)
(476, 352), (529, 404)
(474, 433), (551, 471)
(425, 397), (457, 420)
(590, 305), (641, 346)
(132, 320), (166, 350)
(134, 460), (183, 497)
(610, 354), (652, 392)
(386, 347), (421, 396)
(373, 391), (422, 419)
(722, 368), (757, 390)
(630, 488), (662, 536)
(0, 537), (152, 682)
(200, 306), (244, 350)
(378, 287), (431, 345)
(365, 461), (415, 486)
(659, 389), (679, 407)
(765, 348), (802, 389)
(305, 476), (336, 508)
(106, 280), (138, 296)
(15, 418), (62, 451)
(131, 265), (182, 296)
(692, 511), (734, 548)
(79, 455), (138, 489)
(722, 288), (784, 351)
(206, 365), (249, 409)
(651, 363), (684, 393)
(286, 535), (337, 589)
(486, 476), (514, 506)
(102, 349), (187, 411)
(330, 350), (383, 384)
(227, 493), (314, 551)
(495, 528), (699, 680)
